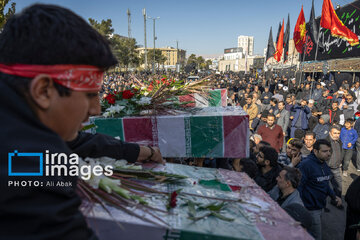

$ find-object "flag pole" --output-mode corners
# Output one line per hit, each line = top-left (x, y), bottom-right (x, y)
(310, 24), (322, 99)
(288, 44), (296, 87)
(298, 39), (308, 88)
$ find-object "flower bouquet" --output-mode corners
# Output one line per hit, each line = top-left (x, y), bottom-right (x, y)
(78, 157), (246, 229)
(101, 75), (214, 118)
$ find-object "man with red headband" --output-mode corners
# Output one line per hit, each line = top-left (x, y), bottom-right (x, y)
(0, 4), (163, 240)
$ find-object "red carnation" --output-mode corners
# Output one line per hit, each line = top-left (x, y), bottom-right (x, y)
(169, 191), (178, 208)
(156, 80), (160, 84)
(104, 94), (115, 105)
(122, 90), (135, 99)
(148, 85), (153, 91)
(161, 77), (166, 82)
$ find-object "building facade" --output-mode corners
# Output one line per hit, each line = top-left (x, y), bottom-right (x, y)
(237, 35), (254, 56)
(136, 46), (186, 69)
(224, 47), (243, 60)
(218, 55), (264, 72)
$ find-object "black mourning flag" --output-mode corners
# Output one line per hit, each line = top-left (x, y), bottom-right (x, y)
(266, 27), (276, 62)
(283, 14), (290, 62)
(308, 0), (324, 52)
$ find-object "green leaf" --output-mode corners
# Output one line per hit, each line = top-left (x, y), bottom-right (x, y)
(188, 200), (197, 217)
(81, 124), (97, 131)
(200, 202), (226, 212)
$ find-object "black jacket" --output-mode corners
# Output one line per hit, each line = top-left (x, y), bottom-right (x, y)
(67, 132), (139, 162)
(0, 80), (96, 240)
(254, 165), (281, 193)
(344, 177), (360, 240)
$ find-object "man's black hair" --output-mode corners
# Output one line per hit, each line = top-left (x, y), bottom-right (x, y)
(0, 4), (117, 97)
(304, 131), (316, 139)
(313, 139), (331, 150)
(294, 129), (305, 139)
(270, 98), (278, 104)
(283, 166), (302, 188)
(288, 138), (303, 150)
(267, 113), (275, 118)
(330, 124), (341, 132)
(239, 158), (258, 179)
(259, 145), (278, 167)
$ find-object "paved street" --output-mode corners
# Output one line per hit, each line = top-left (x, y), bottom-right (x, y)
(322, 159), (359, 240)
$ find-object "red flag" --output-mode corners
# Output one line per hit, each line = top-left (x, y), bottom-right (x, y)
(293, 6), (307, 53)
(274, 20), (284, 62)
(320, 0), (359, 46)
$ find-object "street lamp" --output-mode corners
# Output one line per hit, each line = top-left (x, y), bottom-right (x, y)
(147, 16), (160, 74)
(142, 8), (147, 70)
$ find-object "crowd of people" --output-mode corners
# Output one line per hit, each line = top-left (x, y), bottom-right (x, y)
(1, 3), (359, 240)
(221, 73), (360, 240)
(99, 70), (360, 239)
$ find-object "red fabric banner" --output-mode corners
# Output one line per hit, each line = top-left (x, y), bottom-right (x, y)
(320, 0), (359, 46)
(293, 6), (307, 53)
(274, 20), (284, 62)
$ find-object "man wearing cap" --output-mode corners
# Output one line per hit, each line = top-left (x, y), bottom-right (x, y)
(0, 4), (164, 240)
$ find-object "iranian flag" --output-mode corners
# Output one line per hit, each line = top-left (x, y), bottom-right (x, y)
(179, 89), (227, 108)
(93, 108), (249, 158)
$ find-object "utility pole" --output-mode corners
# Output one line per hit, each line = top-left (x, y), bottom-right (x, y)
(148, 16), (160, 74)
(127, 9), (131, 38)
(176, 40), (180, 73)
(142, 8), (147, 70)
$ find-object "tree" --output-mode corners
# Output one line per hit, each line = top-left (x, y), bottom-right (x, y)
(112, 35), (140, 70)
(186, 54), (209, 70)
(187, 54), (197, 66)
(196, 56), (205, 70)
(199, 59), (213, 70)
(88, 18), (139, 70)
(88, 18), (114, 39)
(0, 0), (15, 29)
(140, 49), (167, 70)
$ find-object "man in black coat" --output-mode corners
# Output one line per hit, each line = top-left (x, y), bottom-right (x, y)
(345, 176), (360, 240)
(0, 4), (163, 240)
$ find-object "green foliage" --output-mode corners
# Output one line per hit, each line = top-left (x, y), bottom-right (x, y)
(187, 54), (197, 65)
(112, 35), (140, 69)
(88, 18), (139, 69)
(88, 18), (114, 38)
(0, 0), (16, 29)
(186, 54), (211, 70)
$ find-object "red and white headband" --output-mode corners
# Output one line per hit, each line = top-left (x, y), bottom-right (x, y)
(0, 64), (104, 91)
